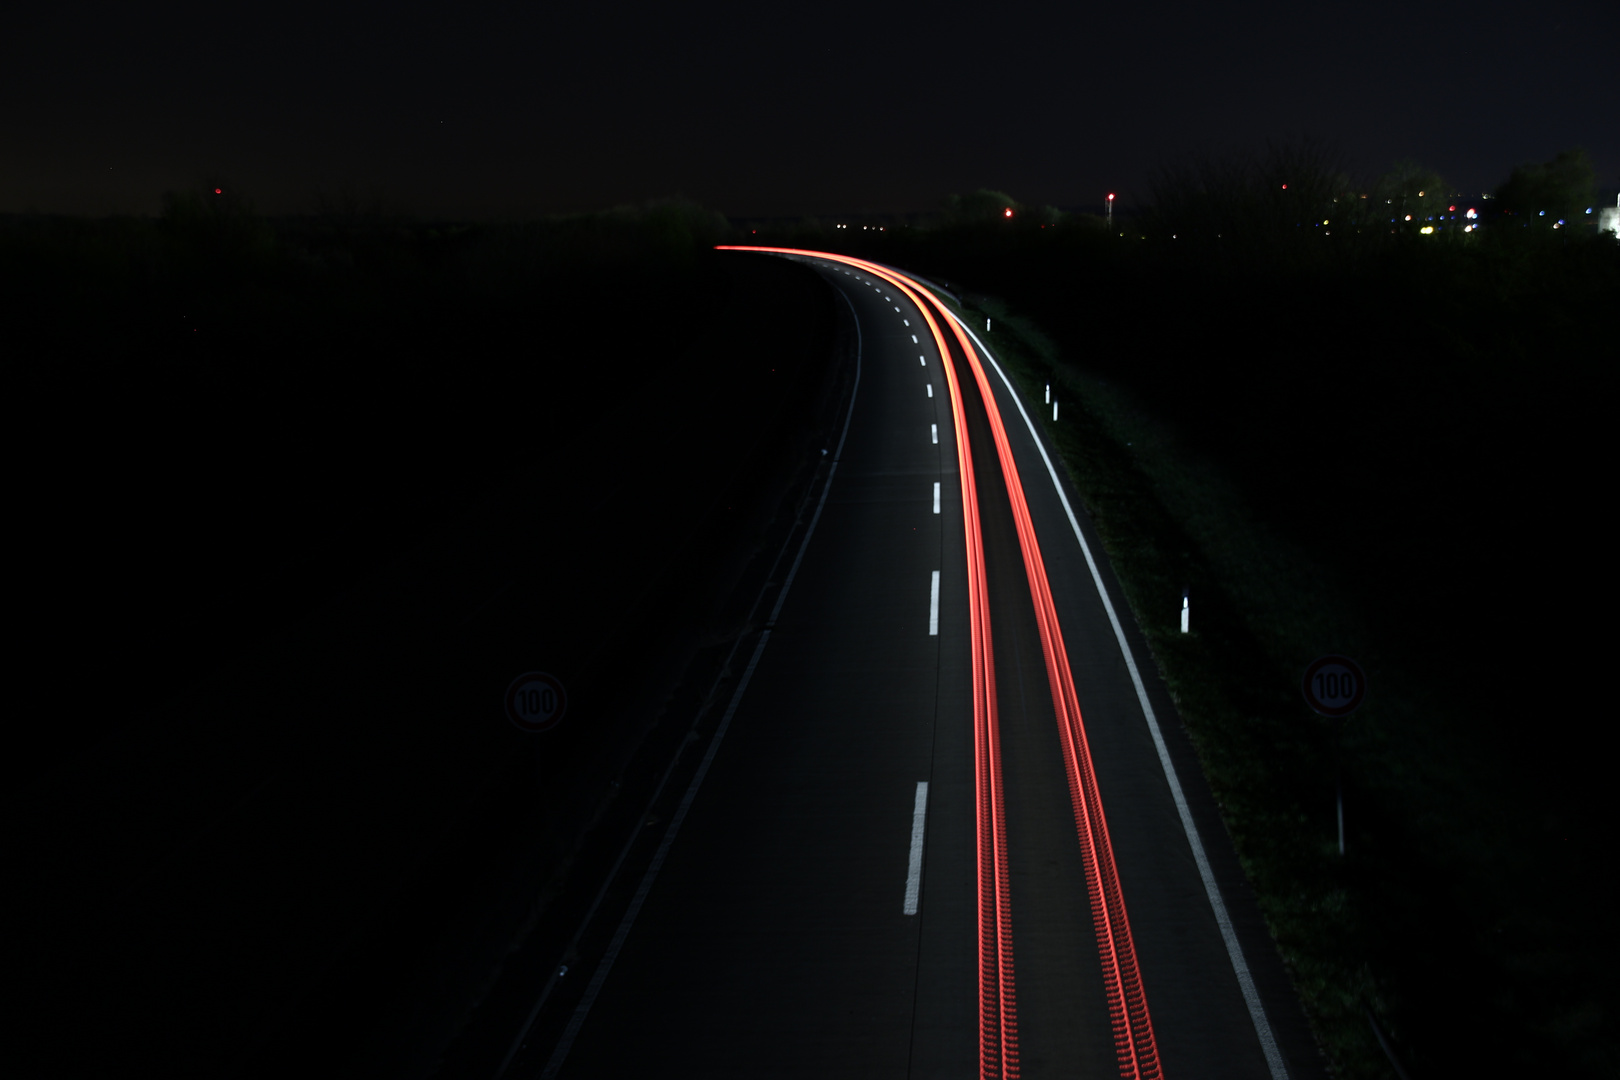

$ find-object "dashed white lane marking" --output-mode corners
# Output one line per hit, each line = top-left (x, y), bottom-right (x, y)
(928, 571), (940, 636)
(930, 423), (938, 444)
(926, 384), (933, 398)
(904, 319), (910, 326)
(919, 356), (926, 366)
(904, 781), (930, 915)
(894, 306), (902, 312)
(933, 482), (941, 514)
(911, 334), (918, 343)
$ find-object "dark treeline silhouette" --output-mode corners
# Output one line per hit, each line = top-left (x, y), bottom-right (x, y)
(754, 146), (1616, 1078)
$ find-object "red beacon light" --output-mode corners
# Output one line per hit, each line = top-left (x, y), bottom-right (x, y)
(214, 188), (222, 194)
(1003, 208), (1013, 218)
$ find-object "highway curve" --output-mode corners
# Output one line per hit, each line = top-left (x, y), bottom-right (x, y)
(496, 250), (1327, 1080)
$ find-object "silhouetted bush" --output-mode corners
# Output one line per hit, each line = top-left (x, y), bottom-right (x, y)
(1494, 147), (1599, 225)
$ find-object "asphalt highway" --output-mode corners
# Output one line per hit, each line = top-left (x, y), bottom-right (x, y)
(502, 252), (1326, 1079)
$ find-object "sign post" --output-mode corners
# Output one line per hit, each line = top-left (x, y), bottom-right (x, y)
(1301, 654), (1366, 856)
(505, 671), (568, 734)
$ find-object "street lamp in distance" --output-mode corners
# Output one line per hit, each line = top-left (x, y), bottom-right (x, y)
(1107, 193), (1115, 229)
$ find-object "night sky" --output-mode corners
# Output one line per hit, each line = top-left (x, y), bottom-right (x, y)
(4, 0), (1615, 218)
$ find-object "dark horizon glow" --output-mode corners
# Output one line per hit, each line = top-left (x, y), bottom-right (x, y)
(2, 0), (1616, 219)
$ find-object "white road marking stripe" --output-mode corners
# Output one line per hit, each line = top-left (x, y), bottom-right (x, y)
(904, 781), (929, 914)
(944, 309), (1292, 1080)
(919, 355), (926, 366)
(904, 319), (910, 326)
(928, 570), (940, 635)
(912, 334), (918, 343)
(930, 423), (938, 444)
(926, 384), (933, 398)
(894, 306), (901, 312)
(933, 482), (941, 513)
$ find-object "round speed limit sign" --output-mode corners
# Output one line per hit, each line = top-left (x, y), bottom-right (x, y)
(505, 672), (568, 733)
(1301, 655), (1366, 718)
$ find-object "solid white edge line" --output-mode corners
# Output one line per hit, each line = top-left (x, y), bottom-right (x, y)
(939, 305), (1292, 1080)
(929, 570), (940, 636)
(903, 781), (929, 915)
(537, 271), (865, 1079)
(933, 481), (941, 514)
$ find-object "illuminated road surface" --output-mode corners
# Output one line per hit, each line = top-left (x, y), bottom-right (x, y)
(504, 252), (1323, 1080)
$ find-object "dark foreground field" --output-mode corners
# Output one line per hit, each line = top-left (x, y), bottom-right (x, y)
(791, 211), (1617, 1077)
(7, 204), (844, 1075)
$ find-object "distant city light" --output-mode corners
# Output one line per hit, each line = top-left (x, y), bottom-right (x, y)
(1107, 194), (1115, 201)
(1586, 208), (1594, 214)
(1281, 184), (1288, 189)
(1003, 208), (1013, 218)
(1449, 205), (1456, 211)
(1404, 215), (1413, 221)
(214, 188), (222, 194)
(1420, 226), (1435, 234)
(1418, 191), (1425, 196)
(1539, 211), (1546, 216)
(1464, 224), (1475, 233)
(1466, 208), (1477, 219)
(1322, 219), (1329, 225)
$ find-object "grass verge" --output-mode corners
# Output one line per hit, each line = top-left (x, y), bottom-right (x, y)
(922, 288), (1572, 1078)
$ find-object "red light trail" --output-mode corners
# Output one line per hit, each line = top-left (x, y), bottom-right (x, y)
(718, 246), (1162, 1080)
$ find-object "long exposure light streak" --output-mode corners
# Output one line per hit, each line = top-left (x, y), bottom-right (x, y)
(720, 244), (1162, 1079)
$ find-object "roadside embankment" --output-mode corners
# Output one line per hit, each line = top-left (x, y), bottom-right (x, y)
(8, 209), (844, 1076)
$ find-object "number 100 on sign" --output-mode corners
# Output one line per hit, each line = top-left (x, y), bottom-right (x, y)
(1302, 654), (1366, 718)
(505, 672), (568, 733)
